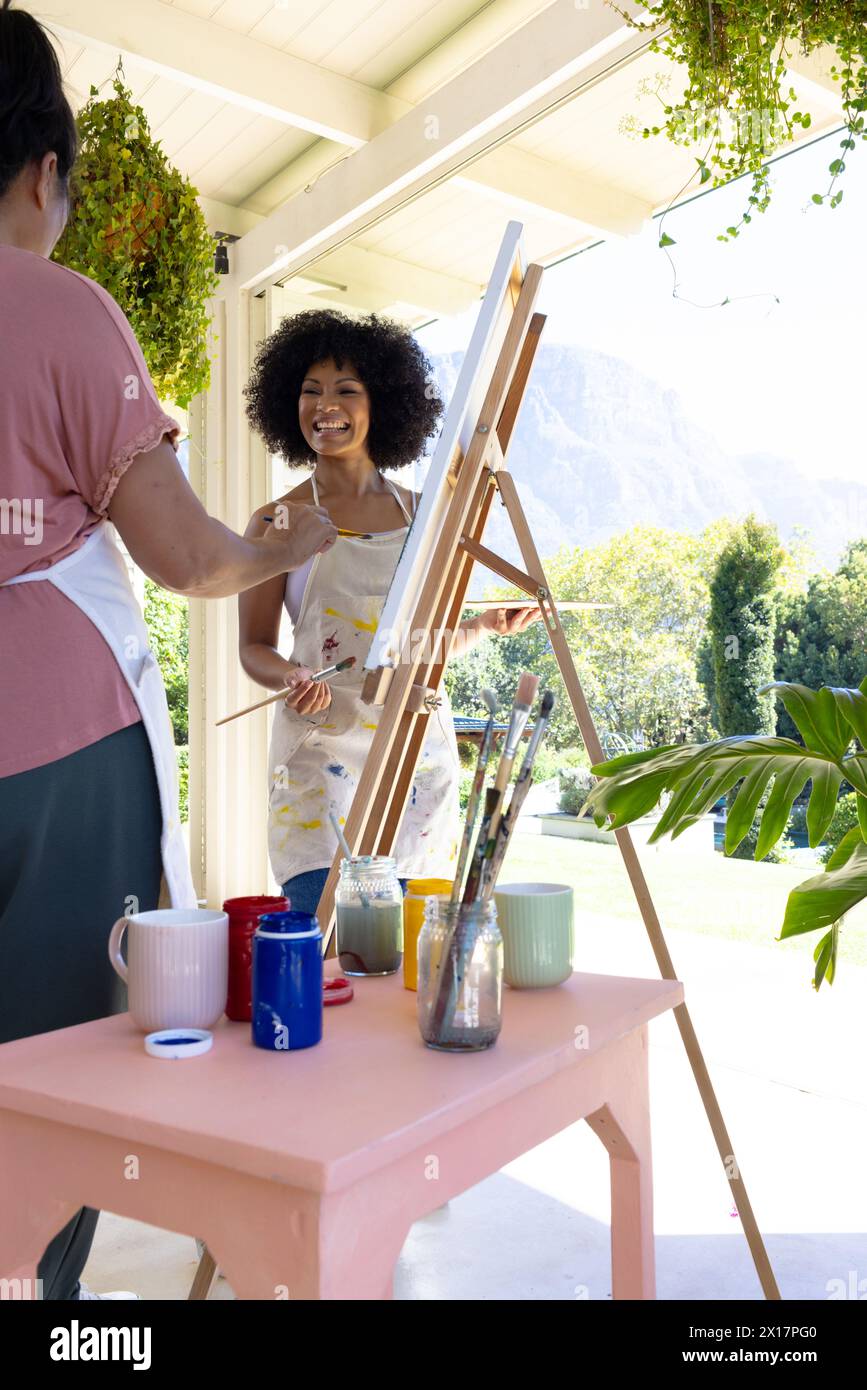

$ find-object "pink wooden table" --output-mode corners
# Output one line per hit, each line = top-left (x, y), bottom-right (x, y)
(0, 969), (682, 1300)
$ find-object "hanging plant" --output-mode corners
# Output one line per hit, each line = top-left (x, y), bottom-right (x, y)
(613, 2), (867, 241)
(53, 74), (218, 406)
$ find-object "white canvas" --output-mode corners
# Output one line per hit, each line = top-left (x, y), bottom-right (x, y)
(365, 220), (527, 671)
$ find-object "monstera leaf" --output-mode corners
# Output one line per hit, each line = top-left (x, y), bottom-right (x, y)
(582, 679), (867, 988)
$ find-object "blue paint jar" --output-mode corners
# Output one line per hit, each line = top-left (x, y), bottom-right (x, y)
(252, 911), (323, 1051)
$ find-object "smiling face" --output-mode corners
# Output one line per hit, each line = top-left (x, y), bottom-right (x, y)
(298, 357), (371, 459)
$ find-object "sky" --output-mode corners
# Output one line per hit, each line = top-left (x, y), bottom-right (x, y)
(417, 128), (866, 485)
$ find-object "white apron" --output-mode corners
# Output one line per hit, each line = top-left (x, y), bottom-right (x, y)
(1, 525), (196, 908)
(268, 476), (461, 885)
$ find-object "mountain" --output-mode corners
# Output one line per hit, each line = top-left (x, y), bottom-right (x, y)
(423, 344), (864, 578)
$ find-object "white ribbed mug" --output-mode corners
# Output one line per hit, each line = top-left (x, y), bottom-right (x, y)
(493, 883), (574, 988)
(108, 909), (229, 1032)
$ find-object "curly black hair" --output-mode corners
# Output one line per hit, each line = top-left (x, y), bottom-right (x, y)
(244, 308), (444, 471)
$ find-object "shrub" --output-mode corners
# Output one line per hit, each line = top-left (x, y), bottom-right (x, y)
(457, 739), (478, 769)
(819, 792), (860, 865)
(177, 745), (189, 824)
(458, 766), (475, 814)
(558, 765), (595, 816)
(144, 580), (188, 744)
(786, 801), (810, 837)
(534, 744), (589, 784)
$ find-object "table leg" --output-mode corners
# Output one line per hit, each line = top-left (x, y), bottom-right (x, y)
(1, 1110), (411, 1303)
(201, 1181), (410, 1301)
(0, 1198), (83, 1301)
(585, 1026), (655, 1300)
(188, 1246), (219, 1301)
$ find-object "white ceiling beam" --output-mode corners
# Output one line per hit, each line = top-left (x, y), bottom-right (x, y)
(203, 215), (481, 319)
(387, 0), (579, 106)
(232, 0), (651, 290)
(290, 244), (483, 318)
(457, 146), (653, 238)
(198, 197), (263, 239)
(38, 0), (405, 145)
(269, 282), (429, 332)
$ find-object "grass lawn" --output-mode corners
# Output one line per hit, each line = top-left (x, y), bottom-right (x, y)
(498, 827), (867, 972)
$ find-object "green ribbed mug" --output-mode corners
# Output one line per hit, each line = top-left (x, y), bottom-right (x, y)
(493, 882), (574, 988)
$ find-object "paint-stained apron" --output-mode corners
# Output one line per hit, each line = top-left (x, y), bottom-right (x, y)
(268, 479), (461, 884)
(1, 524), (196, 907)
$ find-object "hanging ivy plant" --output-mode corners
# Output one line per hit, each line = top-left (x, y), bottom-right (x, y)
(53, 75), (218, 406)
(613, 2), (867, 241)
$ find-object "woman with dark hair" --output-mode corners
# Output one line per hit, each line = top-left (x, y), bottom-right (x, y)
(240, 309), (540, 911)
(0, 1), (336, 1299)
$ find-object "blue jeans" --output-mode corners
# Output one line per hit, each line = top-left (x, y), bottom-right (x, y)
(281, 868), (408, 916)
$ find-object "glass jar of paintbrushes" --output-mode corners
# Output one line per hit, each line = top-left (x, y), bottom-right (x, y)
(417, 897), (503, 1050)
(417, 673), (556, 1051)
(335, 854), (403, 976)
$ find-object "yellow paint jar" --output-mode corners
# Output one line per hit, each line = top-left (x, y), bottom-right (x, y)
(403, 879), (454, 990)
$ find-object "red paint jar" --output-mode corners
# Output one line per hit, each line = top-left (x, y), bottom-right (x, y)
(224, 895), (289, 1021)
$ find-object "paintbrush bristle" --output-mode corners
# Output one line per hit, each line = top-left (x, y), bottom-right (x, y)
(539, 689), (555, 716)
(338, 656), (356, 669)
(515, 671), (540, 708)
(481, 687), (498, 715)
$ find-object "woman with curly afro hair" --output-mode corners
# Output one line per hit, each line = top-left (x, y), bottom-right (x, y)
(239, 308), (539, 914)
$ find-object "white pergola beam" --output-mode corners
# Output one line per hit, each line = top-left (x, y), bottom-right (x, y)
(39, 0), (405, 144)
(198, 197), (263, 239)
(232, 0), (650, 290)
(298, 244), (482, 318)
(458, 146), (653, 238)
(205, 216), (482, 318)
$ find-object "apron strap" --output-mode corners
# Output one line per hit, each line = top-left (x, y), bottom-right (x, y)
(310, 470), (414, 526)
(383, 476), (414, 525)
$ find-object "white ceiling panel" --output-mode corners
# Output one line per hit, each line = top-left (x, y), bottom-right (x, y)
(162, 0), (225, 19)
(45, 1), (846, 318)
(245, 2), (328, 51)
(205, 127), (312, 206)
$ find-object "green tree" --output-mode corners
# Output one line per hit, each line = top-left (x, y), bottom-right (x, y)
(699, 521), (813, 734)
(708, 515), (785, 859)
(144, 580), (189, 745)
(448, 525), (719, 752)
(775, 539), (867, 740)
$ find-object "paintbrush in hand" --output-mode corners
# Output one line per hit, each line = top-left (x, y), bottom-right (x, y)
(216, 656), (356, 725)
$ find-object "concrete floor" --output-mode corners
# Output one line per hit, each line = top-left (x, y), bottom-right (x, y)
(80, 834), (867, 1301)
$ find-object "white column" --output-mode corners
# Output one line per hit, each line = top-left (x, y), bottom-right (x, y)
(188, 285), (274, 906)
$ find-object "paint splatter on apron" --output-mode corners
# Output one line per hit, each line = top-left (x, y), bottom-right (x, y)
(267, 475), (461, 884)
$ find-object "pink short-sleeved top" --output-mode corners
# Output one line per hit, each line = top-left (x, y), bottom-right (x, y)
(0, 244), (181, 778)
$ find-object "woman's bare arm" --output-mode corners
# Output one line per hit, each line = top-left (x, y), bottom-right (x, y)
(238, 500), (332, 713)
(238, 504), (295, 690)
(108, 438), (337, 598)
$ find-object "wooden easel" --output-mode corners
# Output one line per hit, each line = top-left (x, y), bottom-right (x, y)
(191, 247), (780, 1300)
(314, 251), (780, 1302)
